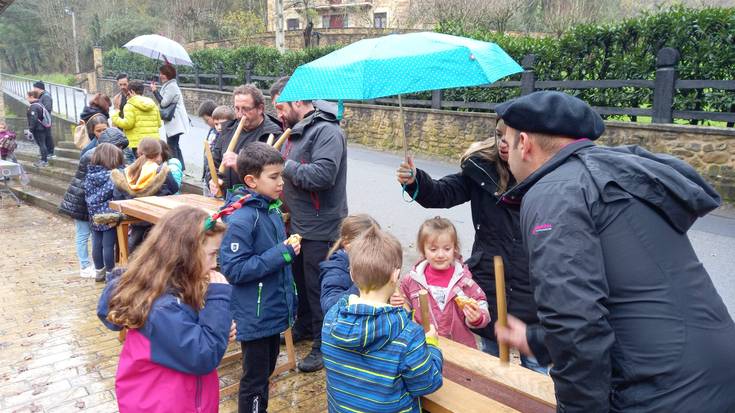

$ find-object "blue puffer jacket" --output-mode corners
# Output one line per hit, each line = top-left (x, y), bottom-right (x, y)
(219, 187), (298, 341)
(319, 249), (358, 315)
(84, 164), (120, 231)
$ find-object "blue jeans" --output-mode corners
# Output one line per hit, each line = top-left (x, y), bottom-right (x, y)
(480, 337), (549, 375)
(74, 219), (91, 269)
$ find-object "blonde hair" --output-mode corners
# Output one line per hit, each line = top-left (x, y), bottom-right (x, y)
(327, 214), (380, 258)
(127, 137), (162, 183)
(107, 206), (225, 328)
(417, 217), (460, 260)
(348, 226), (402, 293)
(461, 118), (511, 194)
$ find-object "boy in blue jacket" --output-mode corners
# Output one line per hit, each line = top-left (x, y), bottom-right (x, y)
(219, 142), (300, 413)
(322, 226), (443, 413)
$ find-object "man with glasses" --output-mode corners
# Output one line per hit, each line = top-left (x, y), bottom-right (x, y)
(208, 84), (283, 193)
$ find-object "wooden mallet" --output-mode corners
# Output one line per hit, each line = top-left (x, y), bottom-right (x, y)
(494, 255), (510, 363)
(218, 116), (247, 174)
(204, 140), (222, 197)
(418, 289), (432, 333)
(272, 128), (292, 150)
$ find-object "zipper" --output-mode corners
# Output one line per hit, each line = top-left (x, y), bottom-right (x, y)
(195, 376), (202, 412)
(257, 282), (263, 317)
(467, 158), (500, 192)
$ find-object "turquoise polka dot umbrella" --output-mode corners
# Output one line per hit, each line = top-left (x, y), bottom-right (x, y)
(276, 31), (522, 157)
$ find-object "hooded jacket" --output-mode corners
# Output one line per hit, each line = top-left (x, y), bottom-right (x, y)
(280, 106), (348, 241)
(97, 270), (232, 413)
(111, 95), (162, 148)
(508, 140), (735, 412)
(80, 105), (109, 123)
(111, 163), (179, 200)
(401, 261), (490, 349)
(59, 128), (129, 221)
(404, 155), (536, 340)
(322, 296), (443, 413)
(319, 249), (358, 314)
(218, 188), (298, 341)
(209, 115), (283, 192)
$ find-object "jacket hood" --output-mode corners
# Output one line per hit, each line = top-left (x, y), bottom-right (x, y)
(86, 164), (113, 186)
(80, 106), (109, 122)
(325, 296), (413, 353)
(127, 95), (158, 112)
(507, 140), (721, 233)
(111, 163), (170, 197)
(321, 249), (349, 273)
(98, 127), (129, 149)
(291, 106), (339, 137)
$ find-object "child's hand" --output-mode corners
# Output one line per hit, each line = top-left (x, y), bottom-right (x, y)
(209, 178), (224, 196)
(209, 270), (229, 284)
(425, 324), (438, 341)
(284, 239), (301, 255)
(462, 302), (482, 325)
(229, 321), (237, 342)
(389, 291), (405, 307)
(150, 81), (157, 93)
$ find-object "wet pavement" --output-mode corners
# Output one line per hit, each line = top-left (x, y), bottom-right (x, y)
(0, 204), (325, 412)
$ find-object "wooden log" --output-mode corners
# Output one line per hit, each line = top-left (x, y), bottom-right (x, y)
(422, 379), (519, 413)
(218, 116), (247, 174)
(204, 139), (222, 197)
(419, 289), (431, 332)
(494, 255), (509, 363)
(272, 128), (292, 150)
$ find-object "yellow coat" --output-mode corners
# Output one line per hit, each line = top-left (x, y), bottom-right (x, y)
(111, 95), (162, 148)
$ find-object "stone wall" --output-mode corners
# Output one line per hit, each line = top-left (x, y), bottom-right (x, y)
(2, 92), (77, 144)
(97, 79), (735, 201)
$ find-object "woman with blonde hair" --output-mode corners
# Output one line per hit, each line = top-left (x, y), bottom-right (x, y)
(396, 119), (547, 373)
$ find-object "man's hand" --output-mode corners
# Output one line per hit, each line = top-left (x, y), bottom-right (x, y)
(396, 155), (417, 185)
(209, 178), (224, 196)
(495, 315), (533, 357)
(150, 81), (157, 93)
(222, 151), (237, 169)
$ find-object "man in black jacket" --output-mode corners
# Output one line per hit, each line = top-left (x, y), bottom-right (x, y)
(270, 77), (348, 373)
(33, 81), (55, 159)
(208, 84), (282, 193)
(494, 91), (735, 412)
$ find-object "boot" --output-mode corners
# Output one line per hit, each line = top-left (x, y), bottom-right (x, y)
(95, 268), (106, 282)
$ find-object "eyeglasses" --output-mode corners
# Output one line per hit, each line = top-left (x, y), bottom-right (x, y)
(236, 105), (257, 113)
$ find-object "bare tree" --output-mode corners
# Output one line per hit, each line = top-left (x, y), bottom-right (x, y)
(407, 0), (519, 33)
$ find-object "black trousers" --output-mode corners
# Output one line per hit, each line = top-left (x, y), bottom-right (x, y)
(166, 133), (185, 170)
(239, 335), (280, 413)
(291, 239), (330, 351)
(33, 128), (52, 161)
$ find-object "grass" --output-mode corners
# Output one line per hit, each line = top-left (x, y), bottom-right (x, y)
(12, 73), (76, 86)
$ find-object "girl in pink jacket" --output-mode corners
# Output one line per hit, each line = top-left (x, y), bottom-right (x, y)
(396, 217), (490, 349)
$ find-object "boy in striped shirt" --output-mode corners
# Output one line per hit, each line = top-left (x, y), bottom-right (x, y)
(321, 226), (443, 413)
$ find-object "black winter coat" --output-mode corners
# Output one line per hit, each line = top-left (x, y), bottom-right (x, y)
(58, 131), (129, 221)
(509, 140), (735, 412)
(405, 155), (537, 339)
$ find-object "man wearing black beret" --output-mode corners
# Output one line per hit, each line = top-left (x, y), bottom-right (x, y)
(494, 91), (735, 412)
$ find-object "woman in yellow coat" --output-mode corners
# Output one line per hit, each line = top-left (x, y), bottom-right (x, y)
(111, 80), (161, 156)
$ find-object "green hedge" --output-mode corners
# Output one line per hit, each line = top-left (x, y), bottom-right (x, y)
(436, 6), (735, 120)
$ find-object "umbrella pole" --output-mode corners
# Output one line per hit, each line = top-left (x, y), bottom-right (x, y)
(398, 94), (408, 160)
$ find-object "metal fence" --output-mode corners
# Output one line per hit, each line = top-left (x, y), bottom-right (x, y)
(0, 73), (87, 123)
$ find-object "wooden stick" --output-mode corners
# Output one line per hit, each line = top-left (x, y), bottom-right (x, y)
(418, 289), (431, 332)
(494, 256), (510, 363)
(398, 94), (408, 161)
(204, 139), (222, 197)
(218, 116), (247, 174)
(272, 128), (292, 150)
(266, 133), (275, 145)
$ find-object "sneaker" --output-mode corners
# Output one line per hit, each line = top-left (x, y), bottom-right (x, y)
(95, 268), (106, 282)
(48, 154), (56, 159)
(80, 266), (96, 278)
(297, 349), (324, 373)
(33, 160), (48, 168)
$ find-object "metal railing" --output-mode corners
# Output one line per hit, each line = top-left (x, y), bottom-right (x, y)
(0, 73), (88, 123)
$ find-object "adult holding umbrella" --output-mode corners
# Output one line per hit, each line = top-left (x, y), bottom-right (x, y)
(150, 63), (190, 170)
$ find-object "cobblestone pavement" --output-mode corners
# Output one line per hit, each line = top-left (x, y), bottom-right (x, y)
(0, 203), (326, 412)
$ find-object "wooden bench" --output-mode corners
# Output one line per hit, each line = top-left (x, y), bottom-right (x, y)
(109, 194), (299, 393)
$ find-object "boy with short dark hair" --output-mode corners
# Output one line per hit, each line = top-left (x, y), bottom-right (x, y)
(321, 226), (443, 413)
(219, 141), (300, 413)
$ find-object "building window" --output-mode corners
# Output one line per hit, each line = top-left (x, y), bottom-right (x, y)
(323, 14), (348, 29)
(374, 12), (387, 29)
(287, 18), (300, 31)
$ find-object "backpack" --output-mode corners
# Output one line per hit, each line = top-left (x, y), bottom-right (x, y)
(0, 132), (17, 153)
(31, 103), (52, 128)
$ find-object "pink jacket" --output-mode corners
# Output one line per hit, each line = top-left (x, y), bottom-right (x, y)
(400, 260), (490, 349)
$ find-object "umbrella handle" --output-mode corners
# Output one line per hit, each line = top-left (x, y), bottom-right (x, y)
(398, 94), (408, 161)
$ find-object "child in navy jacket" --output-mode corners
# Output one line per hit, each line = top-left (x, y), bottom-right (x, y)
(219, 142), (300, 413)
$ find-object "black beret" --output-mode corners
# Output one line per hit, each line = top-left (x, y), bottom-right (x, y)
(33, 81), (45, 90)
(495, 91), (605, 140)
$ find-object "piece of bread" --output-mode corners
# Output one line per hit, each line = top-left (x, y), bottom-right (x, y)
(454, 296), (477, 310)
(287, 234), (302, 246)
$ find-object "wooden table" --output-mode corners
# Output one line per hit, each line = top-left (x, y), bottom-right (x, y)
(109, 194), (298, 393)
